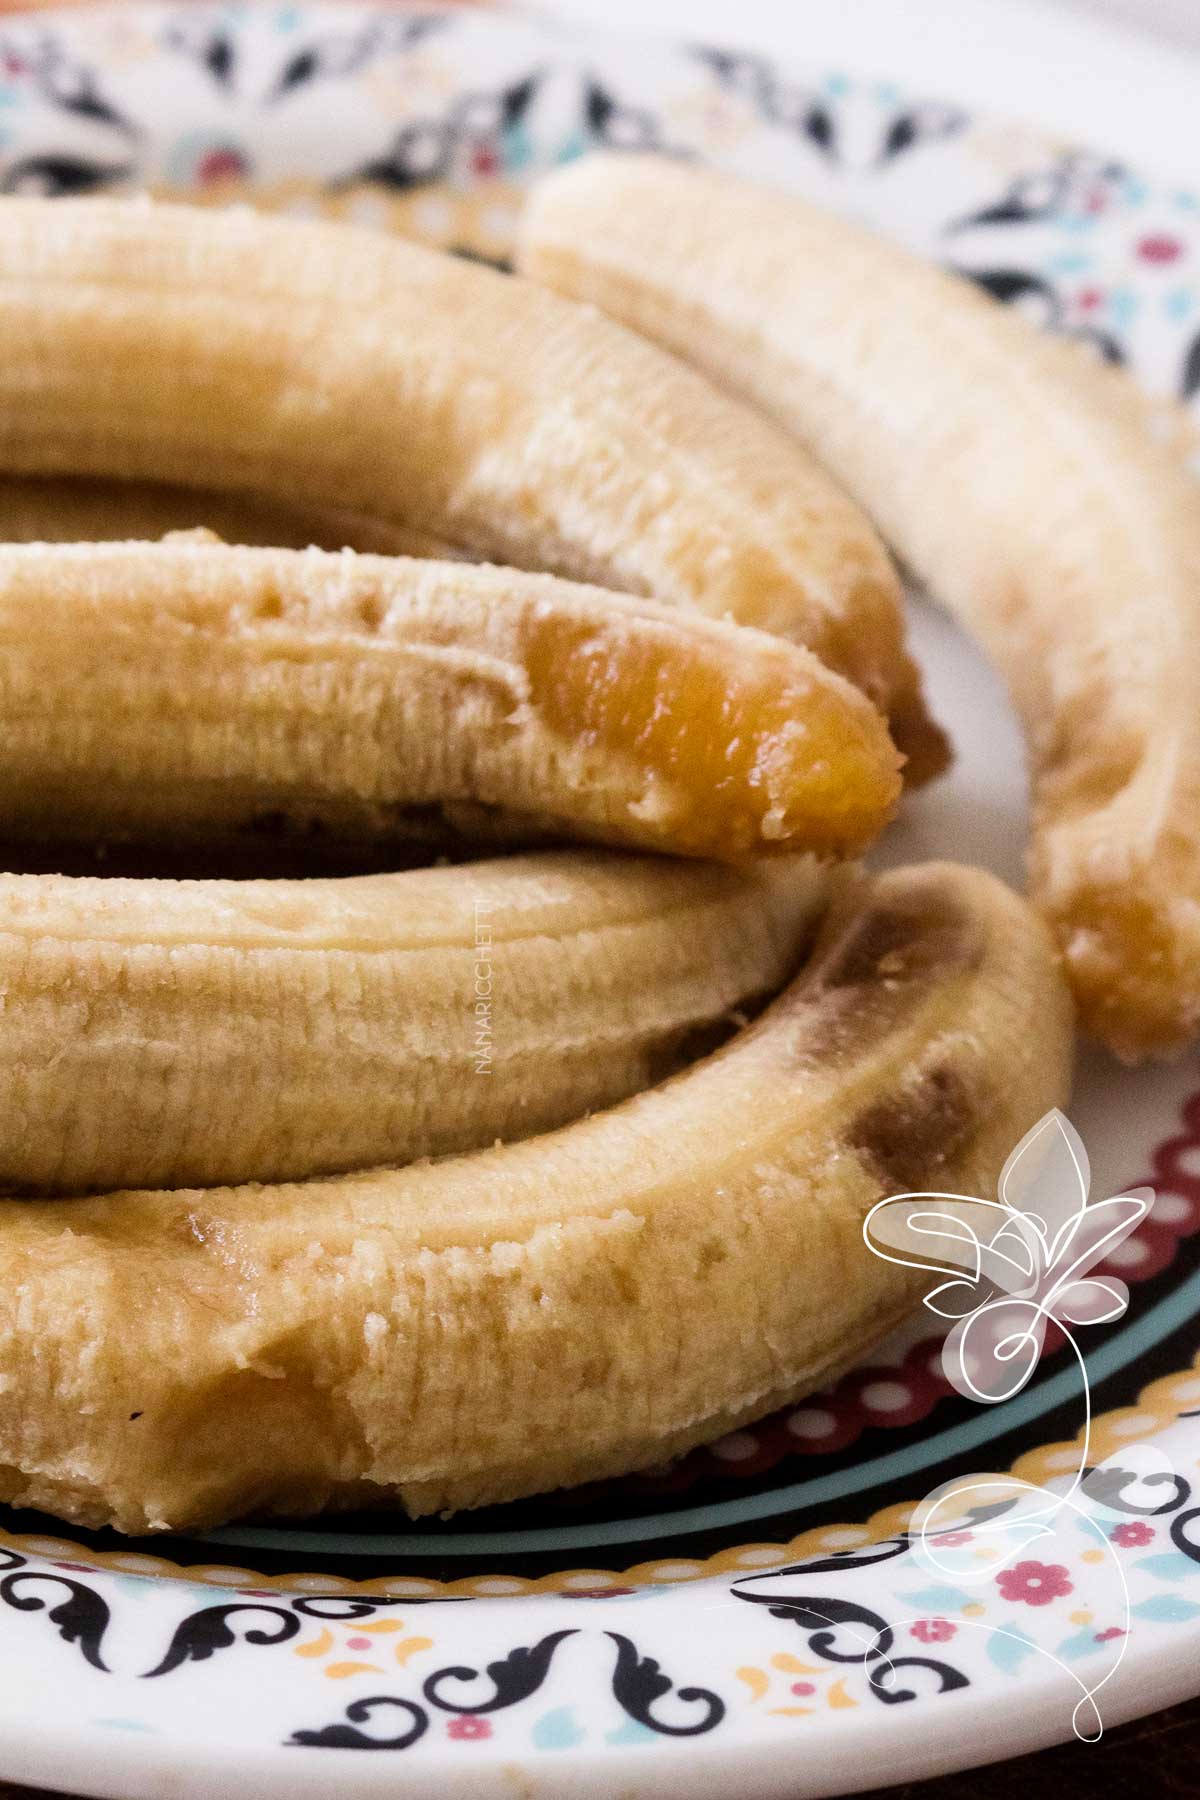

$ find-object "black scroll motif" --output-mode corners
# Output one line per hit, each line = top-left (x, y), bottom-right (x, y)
(876, 103), (966, 166)
(947, 155), (1127, 235)
(691, 46), (836, 162)
(731, 1578), (974, 1706)
(0, 154), (134, 197)
(734, 1537), (913, 1581)
(345, 69), (535, 193)
(954, 266), (1122, 363)
(267, 12), (447, 104)
(1181, 331), (1200, 404)
(143, 1602), (300, 1679)
(1082, 1465), (1192, 1517)
(290, 1596), (458, 1621)
(731, 1586), (894, 1664)
(288, 1695), (428, 1751)
(1171, 1504), (1200, 1565)
(9, 33), (139, 138)
(869, 1656), (970, 1705)
(423, 1629), (577, 1714)
(0, 1570), (111, 1672)
(606, 1632), (726, 1736)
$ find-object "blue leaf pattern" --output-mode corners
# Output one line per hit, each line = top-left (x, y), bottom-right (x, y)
(986, 1625), (1036, 1673)
(1053, 1626), (1108, 1661)
(895, 1586), (973, 1611)
(1131, 1596), (1200, 1624)
(532, 1705), (586, 1750)
(1134, 1553), (1200, 1582)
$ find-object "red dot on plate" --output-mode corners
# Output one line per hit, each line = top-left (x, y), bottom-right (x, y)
(196, 148), (247, 187)
(1138, 234), (1183, 265)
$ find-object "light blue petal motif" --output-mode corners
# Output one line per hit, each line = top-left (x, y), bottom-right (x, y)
(986, 1625), (1036, 1673)
(1131, 1596), (1200, 1624)
(1053, 1626), (1109, 1661)
(605, 1717), (659, 1746)
(533, 1706), (586, 1751)
(1133, 1552), (1200, 1582)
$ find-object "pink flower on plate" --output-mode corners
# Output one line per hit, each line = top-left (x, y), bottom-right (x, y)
(1138, 233), (1183, 265)
(995, 1560), (1073, 1608)
(196, 147), (248, 187)
(1110, 1521), (1155, 1548)
(911, 1618), (956, 1644)
(447, 1716), (493, 1742)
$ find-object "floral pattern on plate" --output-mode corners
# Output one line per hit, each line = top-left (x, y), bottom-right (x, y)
(0, 4), (1195, 414)
(4, 1449), (1200, 1754)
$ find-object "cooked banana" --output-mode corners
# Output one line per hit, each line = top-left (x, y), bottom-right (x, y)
(520, 155), (1200, 1058)
(0, 195), (945, 779)
(0, 473), (458, 557)
(0, 852), (826, 1193)
(0, 861), (1071, 1532)
(0, 539), (901, 861)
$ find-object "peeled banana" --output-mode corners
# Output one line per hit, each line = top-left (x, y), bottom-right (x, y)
(519, 154), (1200, 1058)
(0, 852), (827, 1193)
(0, 862), (1073, 1532)
(0, 539), (901, 861)
(0, 473), (459, 558)
(0, 195), (946, 779)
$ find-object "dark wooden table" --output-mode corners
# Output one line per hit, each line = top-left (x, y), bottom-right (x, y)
(2, 1695), (1197, 1799)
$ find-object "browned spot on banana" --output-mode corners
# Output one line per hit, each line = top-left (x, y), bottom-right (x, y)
(816, 888), (979, 992)
(783, 880), (985, 1067)
(849, 1064), (980, 1193)
(0, 863), (1071, 1533)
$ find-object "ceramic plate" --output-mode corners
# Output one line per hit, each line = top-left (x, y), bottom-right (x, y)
(2, 5), (1200, 1795)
